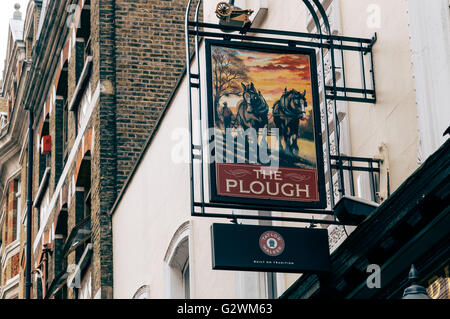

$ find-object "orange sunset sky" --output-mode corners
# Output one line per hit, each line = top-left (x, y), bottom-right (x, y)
(215, 46), (314, 112)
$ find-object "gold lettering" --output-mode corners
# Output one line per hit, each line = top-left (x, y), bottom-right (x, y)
(239, 180), (250, 193)
(250, 181), (264, 195)
(253, 169), (262, 179)
(445, 265), (450, 298)
(427, 275), (441, 299)
(266, 182), (280, 196)
(225, 179), (237, 192)
(281, 183), (294, 197)
(296, 184), (310, 198)
(274, 171), (282, 181)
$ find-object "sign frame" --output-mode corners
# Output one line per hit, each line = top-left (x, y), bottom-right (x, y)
(205, 39), (327, 210)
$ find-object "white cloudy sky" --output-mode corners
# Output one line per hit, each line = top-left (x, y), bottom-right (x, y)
(0, 0), (30, 80)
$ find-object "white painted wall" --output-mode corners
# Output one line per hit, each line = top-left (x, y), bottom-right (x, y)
(112, 66), (237, 299)
(113, 0), (448, 299)
(407, 0), (450, 162)
(339, 0), (420, 191)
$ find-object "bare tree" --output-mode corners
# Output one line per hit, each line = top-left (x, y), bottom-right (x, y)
(212, 47), (250, 119)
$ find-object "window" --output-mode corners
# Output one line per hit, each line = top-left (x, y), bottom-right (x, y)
(0, 207), (4, 249)
(167, 238), (190, 299)
(78, 266), (92, 299)
(68, 1), (93, 141)
(13, 178), (20, 241)
(132, 285), (150, 299)
(3, 206), (7, 246)
(26, 35), (32, 60)
(183, 260), (190, 299)
(76, 0), (92, 80)
(356, 172), (379, 202)
(56, 61), (69, 168)
(76, 81), (91, 134)
(0, 179), (21, 245)
(0, 112), (7, 130)
(53, 205), (68, 299)
(38, 188), (49, 231)
(63, 100), (69, 165)
(165, 222), (191, 299)
(84, 187), (91, 221)
(38, 117), (50, 184)
(76, 155), (91, 223)
(70, 154), (92, 288)
(35, 275), (43, 299)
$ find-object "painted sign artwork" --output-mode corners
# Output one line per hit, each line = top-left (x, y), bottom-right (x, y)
(206, 40), (326, 209)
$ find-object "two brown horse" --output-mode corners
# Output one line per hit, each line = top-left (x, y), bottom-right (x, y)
(221, 84), (308, 158)
(272, 88), (307, 156)
(235, 82), (269, 131)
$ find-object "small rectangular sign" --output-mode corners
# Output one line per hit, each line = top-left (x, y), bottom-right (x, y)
(211, 223), (331, 273)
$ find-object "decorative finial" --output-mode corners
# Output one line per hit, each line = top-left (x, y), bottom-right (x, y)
(13, 3), (22, 20)
(402, 264), (431, 299)
(408, 264), (419, 283)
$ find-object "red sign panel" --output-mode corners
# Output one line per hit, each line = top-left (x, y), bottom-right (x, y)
(216, 163), (318, 202)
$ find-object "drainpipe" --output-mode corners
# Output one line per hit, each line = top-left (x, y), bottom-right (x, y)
(25, 109), (33, 299)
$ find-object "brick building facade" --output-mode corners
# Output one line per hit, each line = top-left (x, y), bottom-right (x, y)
(0, 0), (190, 299)
(0, 4), (26, 299)
(2, 0), (446, 301)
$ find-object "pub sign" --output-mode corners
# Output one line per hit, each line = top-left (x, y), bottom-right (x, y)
(205, 40), (326, 209)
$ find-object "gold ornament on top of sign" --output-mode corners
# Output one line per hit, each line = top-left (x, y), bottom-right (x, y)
(215, 1), (253, 24)
(215, 2), (232, 18)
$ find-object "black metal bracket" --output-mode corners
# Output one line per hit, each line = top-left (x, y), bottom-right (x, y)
(331, 155), (382, 202)
(185, 0), (378, 226)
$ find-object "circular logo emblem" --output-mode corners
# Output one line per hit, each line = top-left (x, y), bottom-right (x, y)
(259, 231), (285, 256)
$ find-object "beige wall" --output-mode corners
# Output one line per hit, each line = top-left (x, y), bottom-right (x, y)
(340, 0), (419, 191)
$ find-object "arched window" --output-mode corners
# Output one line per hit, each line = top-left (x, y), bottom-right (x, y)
(132, 285), (150, 299)
(53, 205), (68, 299)
(72, 153), (92, 299)
(164, 222), (191, 299)
(72, 0), (93, 138)
(76, 0), (91, 81)
(74, 154), (92, 257)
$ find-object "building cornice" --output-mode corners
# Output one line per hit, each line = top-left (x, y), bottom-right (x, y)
(1, 35), (25, 94)
(0, 62), (30, 192)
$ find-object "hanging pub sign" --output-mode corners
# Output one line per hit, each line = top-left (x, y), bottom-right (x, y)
(205, 40), (326, 209)
(211, 223), (331, 273)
